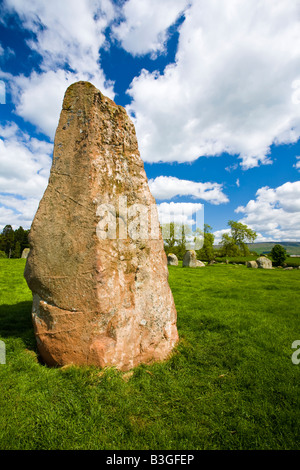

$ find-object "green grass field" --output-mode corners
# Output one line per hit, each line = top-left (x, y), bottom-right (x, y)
(0, 259), (300, 450)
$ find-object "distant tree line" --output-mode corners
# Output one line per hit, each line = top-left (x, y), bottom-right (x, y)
(0, 221), (290, 266)
(0, 225), (30, 258)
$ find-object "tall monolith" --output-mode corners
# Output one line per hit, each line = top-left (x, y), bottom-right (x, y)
(24, 81), (178, 371)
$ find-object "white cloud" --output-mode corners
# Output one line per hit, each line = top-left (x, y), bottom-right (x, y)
(4, 0), (114, 74)
(127, 0), (300, 168)
(11, 69), (112, 139)
(157, 201), (203, 226)
(0, 195), (40, 231)
(3, 0), (116, 138)
(235, 181), (300, 240)
(0, 123), (52, 199)
(294, 156), (300, 171)
(213, 228), (230, 245)
(149, 175), (229, 204)
(112, 0), (189, 57)
(225, 163), (238, 173)
(0, 79), (5, 104)
(0, 123), (52, 229)
(254, 233), (276, 243)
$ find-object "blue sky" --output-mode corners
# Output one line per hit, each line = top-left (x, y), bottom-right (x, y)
(0, 0), (300, 243)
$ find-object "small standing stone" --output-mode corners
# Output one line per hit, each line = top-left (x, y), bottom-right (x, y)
(21, 248), (30, 259)
(256, 256), (272, 269)
(182, 250), (205, 267)
(246, 260), (258, 268)
(167, 253), (178, 266)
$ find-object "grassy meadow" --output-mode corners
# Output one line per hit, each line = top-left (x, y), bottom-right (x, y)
(0, 259), (299, 450)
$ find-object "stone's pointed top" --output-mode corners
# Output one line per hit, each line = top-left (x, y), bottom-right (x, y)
(67, 80), (98, 92)
(63, 81), (120, 113)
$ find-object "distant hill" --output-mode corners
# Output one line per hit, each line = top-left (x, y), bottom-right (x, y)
(246, 242), (300, 255)
(214, 241), (300, 255)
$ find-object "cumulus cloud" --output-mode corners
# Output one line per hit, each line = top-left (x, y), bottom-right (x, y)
(213, 228), (230, 245)
(11, 69), (111, 139)
(235, 181), (300, 240)
(0, 123), (52, 229)
(4, 0), (114, 74)
(0, 196), (40, 231)
(127, 0), (300, 168)
(3, 0), (116, 138)
(149, 175), (229, 204)
(112, 0), (189, 57)
(157, 201), (203, 226)
(0, 123), (52, 198)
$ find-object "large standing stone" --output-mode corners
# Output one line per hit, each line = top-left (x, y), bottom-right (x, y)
(24, 81), (178, 371)
(256, 256), (272, 269)
(167, 253), (178, 266)
(182, 250), (205, 267)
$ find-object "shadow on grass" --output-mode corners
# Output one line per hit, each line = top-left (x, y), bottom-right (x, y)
(0, 301), (35, 349)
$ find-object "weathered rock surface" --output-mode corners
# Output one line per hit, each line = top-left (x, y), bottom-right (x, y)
(247, 260), (258, 268)
(256, 256), (272, 269)
(21, 248), (30, 259)
(167, 253), (178, 266)
(182, 250), (205, 267)
(24, 81), (178, 371)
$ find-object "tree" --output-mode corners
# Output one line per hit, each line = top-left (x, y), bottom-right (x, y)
(197, 224), (215, 261)
(13, 241), (21, 258)
(219, 233), (240, 257)
(162, 222), (194, 260)
(2, 225), (14, 258)
(162, 222), (176, 254)
(14, 226), (30, 253)
(175, 224), (190, 260)
(0, 225), (30, 258)
(227, 220), (257, 256)
(271, 244), (287, 266)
